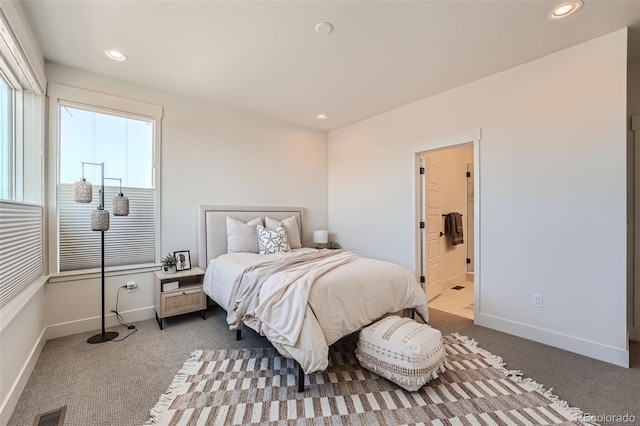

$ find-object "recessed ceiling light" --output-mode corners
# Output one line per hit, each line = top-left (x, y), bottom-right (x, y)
(103, 49), (127, 61)
(316, 114), (328, 120)
(315, 22), (333, 35)
(549, 1), (583, 19)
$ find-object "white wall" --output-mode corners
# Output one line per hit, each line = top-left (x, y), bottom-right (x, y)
(44, 63), (329, 335)
(630, 59), (640, 139)
(630, 59), (640, 341)
(329, 29), (629, 366)
(426, 145), (473, 289)
(0, 282), (47, 426)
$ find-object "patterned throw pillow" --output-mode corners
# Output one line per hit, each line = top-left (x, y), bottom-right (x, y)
(257, 225), (291, 254)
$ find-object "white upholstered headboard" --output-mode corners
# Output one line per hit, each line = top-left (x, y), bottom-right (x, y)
(198, 205), (304, 268)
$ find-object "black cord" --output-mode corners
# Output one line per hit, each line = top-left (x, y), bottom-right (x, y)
(110, 286), (137, 341)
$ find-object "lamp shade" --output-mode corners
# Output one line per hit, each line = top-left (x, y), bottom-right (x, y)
(313, 230), (329, 244)
(73, 179), (92, 203)
(113, 193), (130, 216)
(91, 209), (110, 231)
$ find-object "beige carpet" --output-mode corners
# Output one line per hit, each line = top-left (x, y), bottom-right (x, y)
(9, 309), (637, 425)
(146, 334), (592, 425)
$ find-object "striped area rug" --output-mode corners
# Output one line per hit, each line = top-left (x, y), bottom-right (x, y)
(145, 334), (593, 425)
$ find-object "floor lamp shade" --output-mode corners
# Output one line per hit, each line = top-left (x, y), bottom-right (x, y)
(73, 179), (93, 203)
(113, 193), (130, 216)
(91, 209), (110, 231)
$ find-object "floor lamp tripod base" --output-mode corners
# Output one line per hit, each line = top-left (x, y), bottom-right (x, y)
(87, 331), (119, 344)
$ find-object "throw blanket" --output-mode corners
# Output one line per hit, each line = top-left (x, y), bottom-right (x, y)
(227, 250), (360, 346)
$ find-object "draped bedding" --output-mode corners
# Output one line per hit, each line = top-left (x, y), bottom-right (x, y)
(203, 248), (428, 374)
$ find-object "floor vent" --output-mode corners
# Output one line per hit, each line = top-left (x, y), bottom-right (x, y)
(33, 406), (66, 426)
(451, 285), (465, 290)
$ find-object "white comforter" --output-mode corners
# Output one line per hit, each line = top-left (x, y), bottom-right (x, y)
(203, 248), (428, 374)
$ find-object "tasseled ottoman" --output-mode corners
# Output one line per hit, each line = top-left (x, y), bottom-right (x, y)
(355, 315), (447, 392)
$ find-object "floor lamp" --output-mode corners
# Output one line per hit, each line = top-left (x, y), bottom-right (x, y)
(73, 161), (130, 344)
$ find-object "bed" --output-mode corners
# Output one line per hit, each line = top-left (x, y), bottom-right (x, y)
(198, 205), (428, 389)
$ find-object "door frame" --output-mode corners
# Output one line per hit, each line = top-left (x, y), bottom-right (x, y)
(632, 115), (639, 341)
(411, 128), (482, 319)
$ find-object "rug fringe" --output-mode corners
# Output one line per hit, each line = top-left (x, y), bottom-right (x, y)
(144, 349), (203, 425)
(451, 333), (599, 426)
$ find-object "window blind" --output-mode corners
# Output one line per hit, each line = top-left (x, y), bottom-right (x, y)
(0, 200), (43, 307)
(58, 183), (156, 271)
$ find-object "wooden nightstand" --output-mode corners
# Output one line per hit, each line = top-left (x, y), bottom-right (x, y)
(154, 266), (206, 329)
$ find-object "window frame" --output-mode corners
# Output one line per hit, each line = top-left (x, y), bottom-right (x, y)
(47, 83), (163, 277)
(0, 69), (14, 200)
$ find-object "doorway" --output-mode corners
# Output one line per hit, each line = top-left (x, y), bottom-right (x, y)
(421, 145), (474, 319)
(412, 128), (481, 322)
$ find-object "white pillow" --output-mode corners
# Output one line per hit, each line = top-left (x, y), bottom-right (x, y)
(257, 225), (291, 254)
(226, 216), (264, 253)
(265, 215), (302, 249)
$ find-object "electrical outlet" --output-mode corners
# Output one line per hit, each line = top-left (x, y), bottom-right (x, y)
(127, 281), (137, 293)
(532, 293), (543, 308)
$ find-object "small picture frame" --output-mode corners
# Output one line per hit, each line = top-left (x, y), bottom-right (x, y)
(174, 250), (191, 271)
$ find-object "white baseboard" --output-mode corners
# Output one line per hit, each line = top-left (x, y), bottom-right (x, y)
(0, 327), (47, 426)
(46, 306), (156, 340)
(476, 312), (629, 368)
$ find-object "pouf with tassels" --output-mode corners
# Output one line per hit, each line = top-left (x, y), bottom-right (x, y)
(356, 315), (447, 392)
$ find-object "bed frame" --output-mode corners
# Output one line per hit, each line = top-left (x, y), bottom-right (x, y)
(197, 205), (308, 391)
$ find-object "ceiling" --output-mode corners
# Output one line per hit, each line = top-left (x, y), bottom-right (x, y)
(18, 0), (640, 131)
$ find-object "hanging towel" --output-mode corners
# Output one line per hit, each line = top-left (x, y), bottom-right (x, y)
(444, 212), (464, 245)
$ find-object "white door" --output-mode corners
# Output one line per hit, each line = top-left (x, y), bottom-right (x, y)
(425, 155), (442, 301)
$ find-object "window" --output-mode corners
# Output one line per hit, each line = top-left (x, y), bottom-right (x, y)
(58, 105), (156, 271)
(0, 73), (13, 200)
(0, 13), (45, 308)
(48, 84), (163, 273)
(59, 106), (153, 187)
